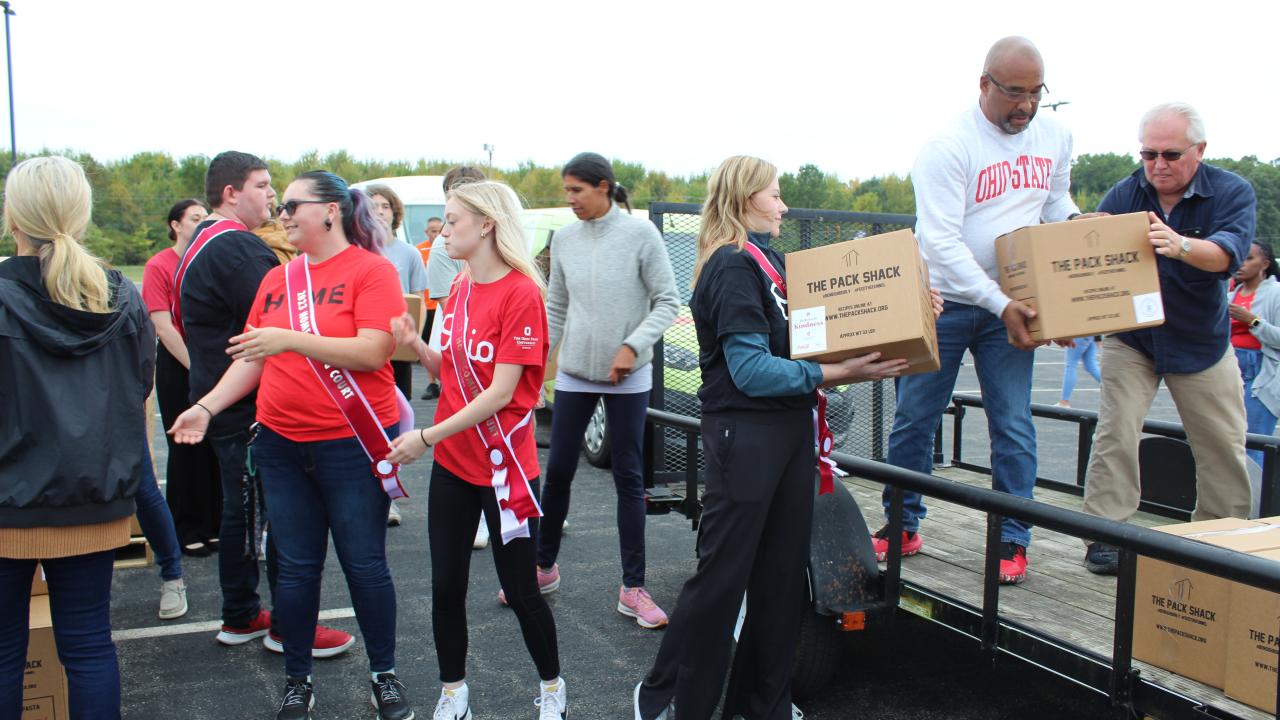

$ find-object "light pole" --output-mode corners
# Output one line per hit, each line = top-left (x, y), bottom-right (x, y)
(483, 143), (493, 168)
(1, 2), (13, 164)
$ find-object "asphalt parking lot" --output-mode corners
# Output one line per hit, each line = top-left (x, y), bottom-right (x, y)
(113, 361), (1133, 719)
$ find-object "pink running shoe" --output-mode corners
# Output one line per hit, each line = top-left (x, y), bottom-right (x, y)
(498, 563), (561, 606)
(618, 586), (668, 629)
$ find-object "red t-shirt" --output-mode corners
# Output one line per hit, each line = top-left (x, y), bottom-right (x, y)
(1232, 289), (1262, 350)
(246, 245), (407, 442)
(141, 248), (180, 313)
(433, 270), (548, 486)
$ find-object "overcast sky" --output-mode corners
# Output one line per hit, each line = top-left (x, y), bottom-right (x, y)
(15, 0), (1277, 180)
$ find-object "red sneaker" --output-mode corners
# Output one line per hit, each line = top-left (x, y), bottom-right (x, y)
(216, 609), (271, 646)
(263, 625), (356, 658)
(999, 542), (1028, 585)
(871, 526), (922, 562)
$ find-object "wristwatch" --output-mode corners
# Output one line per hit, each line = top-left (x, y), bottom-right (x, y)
(1178, 237), (1192, 259)
(1251, 317), (1263, 330)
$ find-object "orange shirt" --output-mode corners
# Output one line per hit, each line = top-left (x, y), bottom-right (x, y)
(416, 240), (438, 310)
(247, 245), (407, 442)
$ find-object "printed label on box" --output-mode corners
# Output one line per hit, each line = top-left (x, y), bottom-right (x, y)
(790, 306), (827, 355)
(1133, 292), (1164, 324)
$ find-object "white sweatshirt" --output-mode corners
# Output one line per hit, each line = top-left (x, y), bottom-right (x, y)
(912, 103), (1080, 317)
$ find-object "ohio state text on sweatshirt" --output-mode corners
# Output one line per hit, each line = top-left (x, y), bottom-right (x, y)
(911, 103), (1080, 317)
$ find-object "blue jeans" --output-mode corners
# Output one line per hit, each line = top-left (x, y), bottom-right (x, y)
(884, 301), (1037, 547)
(134, 440), (183, 582)
(210, 428), (277, 629)
(538, 389), (649, 587)
(1062, 336), (1101, 402)
(0, 550), (120, 720)
(253, 425), (396, 678)
(1236, 347), (1278, 468)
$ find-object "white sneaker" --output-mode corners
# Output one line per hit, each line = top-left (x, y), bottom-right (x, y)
(473, 517), (490, 549)
(388, 500), (402, 528)
(158, 578), (188, 620)
(535, 678), (566, 719)
(433, 685), (471, 720)
(633, 682), (670, 720)
(792, 704), (805, 719)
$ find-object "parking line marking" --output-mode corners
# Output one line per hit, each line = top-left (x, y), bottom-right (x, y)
(113, 607), (356, 642)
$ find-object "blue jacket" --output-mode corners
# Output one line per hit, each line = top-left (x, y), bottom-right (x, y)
(1102, 163), (1256, 374)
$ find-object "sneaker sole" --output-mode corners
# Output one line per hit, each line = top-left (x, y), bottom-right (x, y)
(263, 635), (356, 658)
(874, 546), (921, 563)
(472, 538), (489, 549)
(215, 627), (269, 645)
(998, 573), (1026, 585)
(158, 600), (188, 621)
(369, 691), (415, 720)
(1084, 559), (1119, 576)
(617, 602), (668, 629)
(388, 519), (401, 527)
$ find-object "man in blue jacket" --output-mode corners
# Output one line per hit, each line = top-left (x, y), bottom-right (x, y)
(1083, 102), (1257, 574)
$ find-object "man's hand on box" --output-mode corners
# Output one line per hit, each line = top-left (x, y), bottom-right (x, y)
(1001, 300), (1044, 351)
(1069, 212), (1110, 221)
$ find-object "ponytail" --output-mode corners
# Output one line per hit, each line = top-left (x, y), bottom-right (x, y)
(4, 156), (112, 312)
(613, 183), (632, 214)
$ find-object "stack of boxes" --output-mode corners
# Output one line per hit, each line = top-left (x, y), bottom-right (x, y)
(1133, 518), (1280, 712)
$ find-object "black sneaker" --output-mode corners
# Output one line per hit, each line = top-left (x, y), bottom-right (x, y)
(1084, 542), (1119, 575)
(371, 672), (415, 720)
(420, 383), (441, 401)
(276, 677), (315, 720)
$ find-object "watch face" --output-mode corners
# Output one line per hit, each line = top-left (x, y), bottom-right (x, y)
(1181, 238), (1193, 253)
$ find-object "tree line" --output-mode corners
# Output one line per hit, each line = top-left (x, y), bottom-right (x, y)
(0, 150), (1275, 264)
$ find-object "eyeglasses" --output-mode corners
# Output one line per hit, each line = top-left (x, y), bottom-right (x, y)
(275, 199), (329, 217)
(983, 73), (1047, 103)
(1139, 145), (1198, 162)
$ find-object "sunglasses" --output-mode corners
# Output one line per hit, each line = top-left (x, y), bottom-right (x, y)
(1139, 145), (1197, 162)
(275, 199), (329, 217)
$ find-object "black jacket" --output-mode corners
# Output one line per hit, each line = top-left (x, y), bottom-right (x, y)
(0, 256), (155, 528)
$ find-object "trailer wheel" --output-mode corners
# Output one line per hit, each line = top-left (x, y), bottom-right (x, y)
(790, 607), (841, 701)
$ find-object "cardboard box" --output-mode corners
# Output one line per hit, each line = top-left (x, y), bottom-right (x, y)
(1224, 547), (1280, 713)
(785, 230), (940, 375)
(1133, 518), (1280, 688)
(391, 294), (426, 363)
(996, 212), (1164, 341)
(128, 514), (142, 537)
(24, 595), (67, 720)
(30, 563), (46, 596)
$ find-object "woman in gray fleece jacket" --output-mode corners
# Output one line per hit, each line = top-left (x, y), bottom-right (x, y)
(533, 152), (679, 628)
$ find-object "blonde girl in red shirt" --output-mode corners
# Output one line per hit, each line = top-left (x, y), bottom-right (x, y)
(387, 180), (565, 720)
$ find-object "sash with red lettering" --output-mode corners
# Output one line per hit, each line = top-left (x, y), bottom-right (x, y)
(283, 256), (410, 499)
(446, 275), (541, 544)
(741, 241), (839, 494)
(171, 218), (249, 339)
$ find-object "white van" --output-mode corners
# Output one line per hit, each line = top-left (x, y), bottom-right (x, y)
(351, 176), (447, 246)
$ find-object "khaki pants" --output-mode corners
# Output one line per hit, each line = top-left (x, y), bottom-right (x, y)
(1082, 337), (1252, 524)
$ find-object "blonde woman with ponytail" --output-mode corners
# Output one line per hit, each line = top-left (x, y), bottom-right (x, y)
(635, 156), (930, 720)
(0, 156), (155, 720)
(387, 181), (568, 720)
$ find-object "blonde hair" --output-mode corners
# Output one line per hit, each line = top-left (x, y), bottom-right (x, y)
(691, 155), (778, 289)
(448, 180), (546, 298)
(3, 156), (111, 312)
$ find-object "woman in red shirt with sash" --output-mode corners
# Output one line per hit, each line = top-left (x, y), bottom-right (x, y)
(387, 180), (566, 720)
(171, 171), (413, 720)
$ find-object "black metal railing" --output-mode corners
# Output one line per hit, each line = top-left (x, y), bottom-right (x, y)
(646, 407), (1280, 719)
(936, 393), (1280, 519)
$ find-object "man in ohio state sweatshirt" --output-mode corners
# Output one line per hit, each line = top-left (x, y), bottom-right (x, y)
(872, 36), (1088, 585)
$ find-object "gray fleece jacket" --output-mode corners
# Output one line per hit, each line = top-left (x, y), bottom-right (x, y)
(1233, 279), (1280, 416)
(548, 205), (679, 382)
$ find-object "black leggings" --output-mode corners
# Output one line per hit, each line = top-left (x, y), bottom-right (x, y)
(428, 462), (560, 683)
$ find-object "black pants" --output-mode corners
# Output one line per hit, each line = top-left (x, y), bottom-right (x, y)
(538, 389), (649, 587)
(154, 345), (222, 546)
(210, 427), (278, 629)
(392, 360), (413, 399)
(428, 462), (559, 683)
(638, 408), (815, 720)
